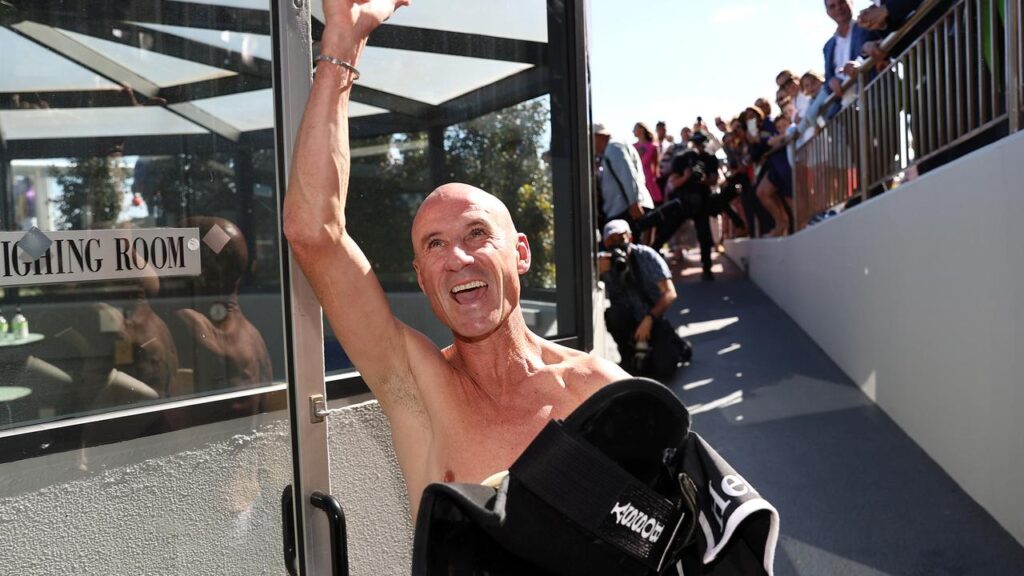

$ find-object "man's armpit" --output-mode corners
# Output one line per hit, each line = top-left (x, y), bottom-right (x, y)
(373, 369), (427, 417)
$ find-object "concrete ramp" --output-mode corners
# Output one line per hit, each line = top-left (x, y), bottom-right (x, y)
(662, 251), (1024, 575)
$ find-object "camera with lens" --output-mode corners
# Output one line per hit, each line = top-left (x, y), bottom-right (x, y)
(689, 160), (707, 184)
(632, 339), (650, 374)
(608, 246), (631, 279)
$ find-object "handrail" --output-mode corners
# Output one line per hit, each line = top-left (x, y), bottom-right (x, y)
(790, 0), (1021, 231)
(815, 0), (952, 121)
(731, 1), (954, 173)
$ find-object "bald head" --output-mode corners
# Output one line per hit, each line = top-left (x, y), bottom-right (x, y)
(409, 183), (532, 339)
(412, 183), (516, 250)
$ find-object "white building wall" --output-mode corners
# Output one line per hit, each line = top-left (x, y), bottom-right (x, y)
(0, 401), (414, 575)
(327, 400), (413, 575)
(725, 130), (1024, 545)
(0, 414), (293, 575)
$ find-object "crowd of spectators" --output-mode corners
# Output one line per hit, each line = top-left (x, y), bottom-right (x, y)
(592, 0), (1009, 383)
(592, 0), (942, 256)
(593, 0), (945, 378)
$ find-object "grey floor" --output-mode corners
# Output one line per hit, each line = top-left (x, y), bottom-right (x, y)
(659, 249), (1024, 576)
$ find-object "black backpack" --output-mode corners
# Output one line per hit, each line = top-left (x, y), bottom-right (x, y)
(412, 379), (780, 576)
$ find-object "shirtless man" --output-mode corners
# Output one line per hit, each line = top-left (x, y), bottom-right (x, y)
(283, 0), (628, 515)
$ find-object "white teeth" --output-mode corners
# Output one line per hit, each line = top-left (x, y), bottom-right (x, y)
(451, 280), (487, 294)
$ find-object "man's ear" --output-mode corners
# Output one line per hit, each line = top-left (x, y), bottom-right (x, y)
(516, 233), (532, 275)
(412, 258), (426, 293)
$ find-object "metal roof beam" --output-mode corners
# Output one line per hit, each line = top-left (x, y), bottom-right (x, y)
(428, 66), (549, 127)
(16, 0), (269, 35)
(0, 73), (272, 108)
(39, 18), (271, 79)
(2, 129), (273, 160)
(350, 85), (433, 118)
(311, 20), (548, 65)
(10, 21), (240, 141)
(349, 67), (550, 140)
(368, 25), (547, 65)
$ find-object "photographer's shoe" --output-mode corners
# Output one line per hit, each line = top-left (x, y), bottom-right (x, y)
(701, 269), (715, 282)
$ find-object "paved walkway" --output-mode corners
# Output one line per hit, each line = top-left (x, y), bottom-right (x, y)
(660, 249), (1024, 576)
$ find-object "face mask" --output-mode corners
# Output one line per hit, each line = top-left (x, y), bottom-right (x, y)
(746, 118), (758, 135)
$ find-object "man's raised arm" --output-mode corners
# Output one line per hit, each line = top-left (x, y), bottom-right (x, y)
(283, 0), (418, 408)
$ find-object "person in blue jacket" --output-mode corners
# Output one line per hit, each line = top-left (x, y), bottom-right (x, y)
(822, 0), (883, 116)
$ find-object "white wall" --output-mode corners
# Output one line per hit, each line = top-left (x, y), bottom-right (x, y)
(0, 413), (293, 575)
(328, 401), (413, 575)
(725, 131), (1024, 545)
(0, 402), (415, 575)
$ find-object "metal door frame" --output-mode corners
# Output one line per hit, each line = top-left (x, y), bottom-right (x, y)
(272, 0), (333, 574)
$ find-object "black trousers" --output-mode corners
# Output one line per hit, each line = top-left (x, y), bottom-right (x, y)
(638, 192), (714, 271)
(605, 304), (639, 373)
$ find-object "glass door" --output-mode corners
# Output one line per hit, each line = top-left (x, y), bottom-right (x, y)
(0, 0), (596, 572)
(0, 0), (332, 573)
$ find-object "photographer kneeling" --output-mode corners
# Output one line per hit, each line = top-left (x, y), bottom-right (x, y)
(600, 220), (692, 382)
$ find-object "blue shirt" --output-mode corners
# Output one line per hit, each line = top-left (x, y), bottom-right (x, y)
(604, 244), (671, 323)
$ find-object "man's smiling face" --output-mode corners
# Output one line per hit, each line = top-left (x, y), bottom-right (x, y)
(825, 0), (853, 26)
(411, 184), (531, 341)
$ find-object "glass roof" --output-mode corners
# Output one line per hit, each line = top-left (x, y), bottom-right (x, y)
(312, 0), (548, 43)
(60, 28), (237, 88)
(185, 89), (388, 134)
(175, 0), (268, 9)
(1, 28), (119, 92)
(1, 0), (547, 146)
(131, 22), (273, 64)
(0, 107), (207, 141)
(359, 47), (532, 106)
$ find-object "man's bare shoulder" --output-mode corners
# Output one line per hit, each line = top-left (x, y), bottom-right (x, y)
(543, 340), (631, 390)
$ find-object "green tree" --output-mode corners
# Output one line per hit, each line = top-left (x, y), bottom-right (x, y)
(444, 98), (556, 289)
(345, 98), (556, 289)
(131, 153), (242, 223)
(346, 132), (431, 285)
(54, 156), (129, 229)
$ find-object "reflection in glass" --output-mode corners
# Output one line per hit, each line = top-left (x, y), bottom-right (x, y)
(0, 0), (284, 429)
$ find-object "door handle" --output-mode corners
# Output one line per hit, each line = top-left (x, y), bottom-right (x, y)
(310, 491), (350, 576)
(281, 486), (298, 576)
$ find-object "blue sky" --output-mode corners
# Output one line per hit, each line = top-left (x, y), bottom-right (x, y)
(589, 0), (876, 140)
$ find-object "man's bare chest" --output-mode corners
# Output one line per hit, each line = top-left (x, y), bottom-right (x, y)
(430, 385), (585, 484)
(434, 409), (549, 483)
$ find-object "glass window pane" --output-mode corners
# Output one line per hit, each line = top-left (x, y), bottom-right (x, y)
(315, 0), (573, 376)
(0, 0), (285, 429)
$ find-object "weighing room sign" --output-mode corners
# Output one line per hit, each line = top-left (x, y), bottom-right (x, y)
(0, 227), (202, 287)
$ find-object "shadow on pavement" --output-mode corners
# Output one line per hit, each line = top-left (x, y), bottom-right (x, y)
(659, 248), (1024, 576)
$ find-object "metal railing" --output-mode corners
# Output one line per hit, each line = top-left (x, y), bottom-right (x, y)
(793, 0), (1022, 229)
(792, 92), (861, 230)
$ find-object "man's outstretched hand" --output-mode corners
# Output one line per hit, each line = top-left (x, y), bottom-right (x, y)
(322, 0), (410, 48)
(857, 6), (889, 31)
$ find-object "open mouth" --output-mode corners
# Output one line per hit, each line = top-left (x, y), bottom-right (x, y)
(450, 280), (488, 305)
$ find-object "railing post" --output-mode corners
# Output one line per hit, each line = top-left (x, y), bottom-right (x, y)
(857, 76), (870, 200)
(1007, 0), (1021, 133)
(790, 140), (799, 229)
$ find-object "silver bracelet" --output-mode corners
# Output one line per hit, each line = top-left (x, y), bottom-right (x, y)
(314, 54), (361, 82)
